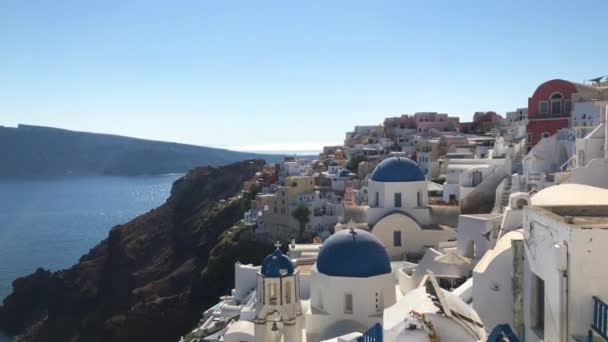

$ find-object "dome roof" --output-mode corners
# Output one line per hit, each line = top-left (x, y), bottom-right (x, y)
(338, 169), (352, 177)
(261, 248), (294, 277)
(531, 184), (608, 207)
(316, 228), (391, 278)
(370, 157), (425, 182)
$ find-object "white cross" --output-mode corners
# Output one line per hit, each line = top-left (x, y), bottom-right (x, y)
(275, 241), (282, 249)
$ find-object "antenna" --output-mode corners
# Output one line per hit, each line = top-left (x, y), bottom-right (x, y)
(589, 76), (603, 85)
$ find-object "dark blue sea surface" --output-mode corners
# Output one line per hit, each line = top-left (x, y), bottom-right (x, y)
(0, 174), (182, 341)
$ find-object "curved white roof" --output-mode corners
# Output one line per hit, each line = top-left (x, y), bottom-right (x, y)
(531, 184), (608, 207)
(474, 230), (523, 273)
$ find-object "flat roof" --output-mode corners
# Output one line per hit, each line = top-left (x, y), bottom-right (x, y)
(530, 206), (608, 228)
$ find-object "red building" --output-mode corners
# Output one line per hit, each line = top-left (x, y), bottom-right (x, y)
(526, 79), (597, 146)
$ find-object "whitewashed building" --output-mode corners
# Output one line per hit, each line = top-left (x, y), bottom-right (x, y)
(366, 157), (456, 259)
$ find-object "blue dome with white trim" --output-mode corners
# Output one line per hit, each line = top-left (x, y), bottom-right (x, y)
(261, 248), (294, 277)
(316, 228), (391, 278)
(370, 157), (425, 182)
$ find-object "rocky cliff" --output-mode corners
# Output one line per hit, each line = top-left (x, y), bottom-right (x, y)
(0, 160), (274, 342)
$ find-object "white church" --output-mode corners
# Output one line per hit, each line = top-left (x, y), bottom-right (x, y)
(244, 226), (484, 342)
(346, 157), (456, 260)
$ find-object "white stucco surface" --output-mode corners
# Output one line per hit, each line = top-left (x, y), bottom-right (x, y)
(531, 183), (608, 207)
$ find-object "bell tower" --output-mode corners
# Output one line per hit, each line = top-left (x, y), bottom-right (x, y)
(254, 242), (303, 342)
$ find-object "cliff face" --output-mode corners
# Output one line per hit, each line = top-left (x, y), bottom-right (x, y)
(0, 124), (283, 178)
(0, 160), (274, 342)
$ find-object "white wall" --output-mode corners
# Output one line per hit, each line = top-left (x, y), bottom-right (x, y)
(523, 207), (608, 342)
(224, 321), (255, 342)
(371, 213), (456, 259)
(523, 135), (570, 176)
(306, 270), (396, 340)
(234, 263), (260, 302)
(472, 230), (523, 330)
(571, 101), (607, 130)
(366, 179), (428, 225)
(566, 158), (608, 189)
(456, 214), (502, 259)
(574, 123), (605, 168)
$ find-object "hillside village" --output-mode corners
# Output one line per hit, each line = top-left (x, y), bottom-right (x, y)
(183, 78), (608, 342)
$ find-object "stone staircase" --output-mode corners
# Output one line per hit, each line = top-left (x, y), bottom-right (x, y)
(492, 177), (512, 214)
(500, 178), (512, 209)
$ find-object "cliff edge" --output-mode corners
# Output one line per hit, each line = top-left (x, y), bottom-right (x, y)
(0, 160), (274, 342)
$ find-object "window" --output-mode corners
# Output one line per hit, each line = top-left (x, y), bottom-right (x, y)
(393, 231), (402, 247)
(539, 101), (549, 114)
(551, 100), (562, 115)
(270, 283), (278, 305)
(375, 192), (379, 207)
(417, 191), (423, 206)
(394, 192), (402, 208)
(472, 171), (483, 187)
(550, 93), (563, 115)
(527, 133), (532, 143)
(257, 277), (264, 302)
(564, 99), (572, 113)
(532, 273), (545, 338)
(542, 132), (550, 139)
(285, 281), (291, 304)
(344, 294), (353, 314)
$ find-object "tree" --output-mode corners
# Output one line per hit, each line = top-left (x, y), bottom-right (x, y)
(292, 204), (311, 242)
(345, 155), (365, 173)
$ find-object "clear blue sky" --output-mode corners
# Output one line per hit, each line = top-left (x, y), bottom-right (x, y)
(1, 0), (606, 152)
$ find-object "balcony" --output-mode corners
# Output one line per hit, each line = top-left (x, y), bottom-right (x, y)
(587, 296), (608, 341)
(529, 112), (570, 120)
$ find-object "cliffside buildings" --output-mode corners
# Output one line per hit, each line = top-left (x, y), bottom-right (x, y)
(206, 75), (608, 342)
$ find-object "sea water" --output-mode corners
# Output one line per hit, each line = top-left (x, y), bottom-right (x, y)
(0, 174), (182, 341)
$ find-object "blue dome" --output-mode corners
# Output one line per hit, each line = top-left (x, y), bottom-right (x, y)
(329, 161), (339, 166)
(261, 248), (294, 277)
(370, 157), (425, 182)
(339, 169), (351, 177)
(316, 228), (391, 278)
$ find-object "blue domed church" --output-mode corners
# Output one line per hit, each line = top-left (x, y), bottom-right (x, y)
(305, 227), (396, 341)
(364, 157), (456, 260)
(255, 245), (304, 341)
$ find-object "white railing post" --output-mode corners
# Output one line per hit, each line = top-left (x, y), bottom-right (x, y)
(604, 104), (608, 159)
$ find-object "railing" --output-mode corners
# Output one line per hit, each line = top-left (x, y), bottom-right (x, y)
(590, 296), (608, 341)
(488, 324), (519, 342)
(357, 322), (383, 342)
(530, 112), (570, 120)
(560, 154), (576, 172)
